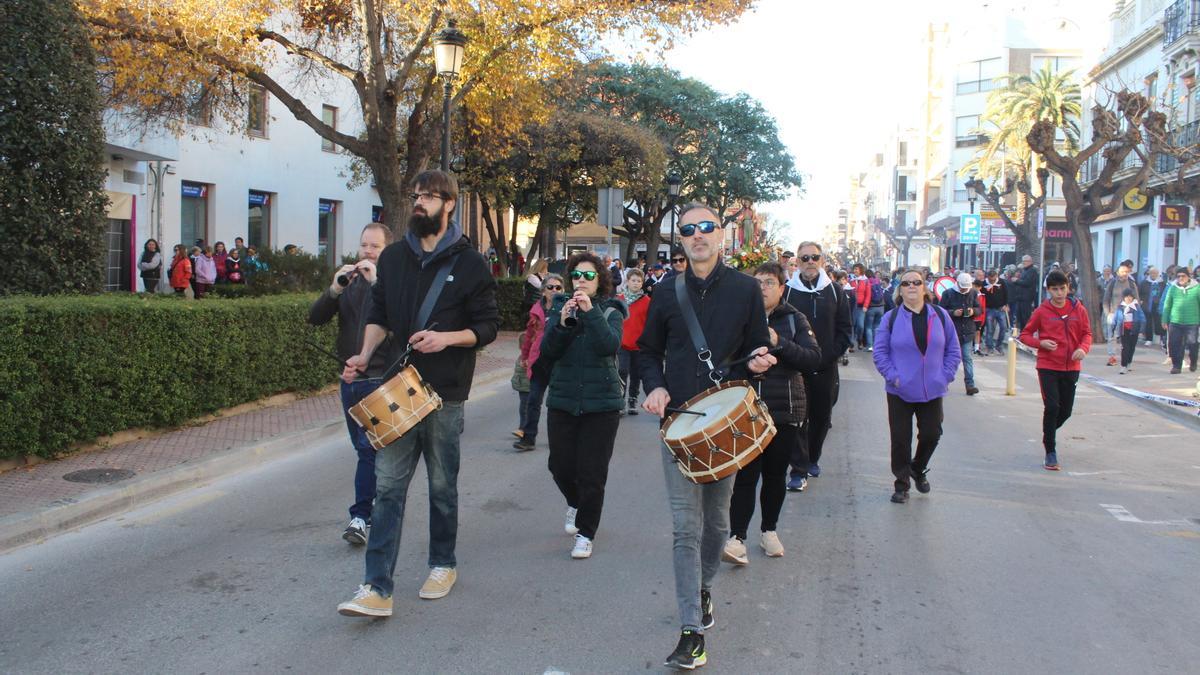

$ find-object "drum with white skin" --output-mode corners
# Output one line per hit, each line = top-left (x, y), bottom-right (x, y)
(661, 381), (777, 484)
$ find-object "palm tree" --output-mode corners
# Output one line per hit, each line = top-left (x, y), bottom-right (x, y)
(961, 64), (1082, 257)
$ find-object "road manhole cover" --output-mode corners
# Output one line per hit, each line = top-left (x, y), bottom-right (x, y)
(62, 468), (136, 484)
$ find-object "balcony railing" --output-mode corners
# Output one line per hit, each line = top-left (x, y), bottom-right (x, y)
(1164, 0), (1200, 47)
(1156, 118), (1200, 173)
(1079, 143), (1147, 183)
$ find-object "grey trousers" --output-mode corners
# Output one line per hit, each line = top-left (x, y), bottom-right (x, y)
(661, 445), (735, 632)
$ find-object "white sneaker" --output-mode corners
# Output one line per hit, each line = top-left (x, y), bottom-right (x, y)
(564, 507), (578, 535)
(342, 517), (368, 546)
(571, 534), (592, 559)
(761, 531), (785, 557)
(1144, 340), (1153, 346)
(1119, 366), (1128, 374)
(721, 536), (749, 565)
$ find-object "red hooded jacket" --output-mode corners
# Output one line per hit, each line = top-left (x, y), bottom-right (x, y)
(619, 293), (650, 351)
(1019, 298), (1092, 371)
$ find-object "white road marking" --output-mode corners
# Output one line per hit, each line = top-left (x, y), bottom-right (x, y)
(1132, 434), (1181, 439)
(1099, 504), (1191, 526)
(1067, 470), (1120, 477)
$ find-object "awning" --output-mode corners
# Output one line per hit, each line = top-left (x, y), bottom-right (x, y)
(106, 191), (133, 220)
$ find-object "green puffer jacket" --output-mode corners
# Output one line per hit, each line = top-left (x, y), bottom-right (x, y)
(1163, 280), (1200, 326)
(541, 296), (626, 415)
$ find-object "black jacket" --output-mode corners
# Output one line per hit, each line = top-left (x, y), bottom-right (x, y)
(366, 232), (499, 402)
(939, 287), (982, 343)
(983, 279), (1008, 310)
(541, 297), (626, 415)
(1012, 265), (1040, 303)
(756, 303), (822, 425)
(782, 271), (852, 371)
(637, 264), (771, 409)
(308, 276), (391, 379)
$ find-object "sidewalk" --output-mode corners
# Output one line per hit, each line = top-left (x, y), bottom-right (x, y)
(0, 332), (520, 552)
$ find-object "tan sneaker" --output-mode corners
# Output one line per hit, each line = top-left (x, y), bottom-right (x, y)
(337, 584), (392, 617)
(721, 536), (749, 565)
(760, 531), (785, 558)
(418, 566), (457, 599)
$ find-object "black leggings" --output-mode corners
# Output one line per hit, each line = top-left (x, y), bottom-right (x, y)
(546, 409), (620, 540)
(1120, 330), (1139, 367)
(886, 395), (943, 492)
(1037, 369), (1079, 454)
(729, 424), (796, 539)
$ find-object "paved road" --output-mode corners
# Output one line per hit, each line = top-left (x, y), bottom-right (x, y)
(2, 354), (1198, 673)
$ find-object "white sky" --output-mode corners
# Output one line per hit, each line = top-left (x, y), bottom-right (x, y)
(657, 0), (1111, 247)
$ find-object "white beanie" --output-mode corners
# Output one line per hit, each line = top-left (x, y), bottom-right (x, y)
(956, 272), (973, 289)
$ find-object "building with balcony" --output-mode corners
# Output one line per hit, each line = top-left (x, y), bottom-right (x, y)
(1082, 0), (1198, 274)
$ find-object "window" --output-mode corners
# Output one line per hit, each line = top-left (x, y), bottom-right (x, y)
(1031, 55), (1080, 76)
(185, 85), (211, 127)
(181, 182), (209, 247)
(321, 105), (337, 152)
(954, 189), (969, 202)
(248, 191), (272, 249)
(319, 199), (339, 266)
(247, 83), (268, 137)
(1108, 229), (1123, 269)
(956, 115), (983, 147)
(371, 205), (384, 223)
(957, 57), (1002, 94)
(1145, 73), (1158, 103)
(898, 142), (908, 166)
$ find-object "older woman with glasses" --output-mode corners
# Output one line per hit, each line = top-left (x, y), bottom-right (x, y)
(872, 268), (961, 504)
(514, 273), (565, 451)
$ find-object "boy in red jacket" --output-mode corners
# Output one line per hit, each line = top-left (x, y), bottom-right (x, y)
(1019, 270), (1092, 470)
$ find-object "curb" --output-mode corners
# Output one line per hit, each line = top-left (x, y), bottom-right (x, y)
(0, 420), (342, 555)
(1013, 341), (1200, 429)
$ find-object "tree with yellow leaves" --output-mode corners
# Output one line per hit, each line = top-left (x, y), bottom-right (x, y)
(78, 0), (754, 234)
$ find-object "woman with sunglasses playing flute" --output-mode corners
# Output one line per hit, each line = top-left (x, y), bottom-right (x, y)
(539, 252), (627, 560)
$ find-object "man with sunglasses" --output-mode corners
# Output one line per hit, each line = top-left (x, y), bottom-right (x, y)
(782, 242), (853, 488)
(337, 170), (499, 619)
(638, 203), (776, 670)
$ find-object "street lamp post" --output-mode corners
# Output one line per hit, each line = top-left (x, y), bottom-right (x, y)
(433, 20), (468, 172)
(666, 172), (682, 251)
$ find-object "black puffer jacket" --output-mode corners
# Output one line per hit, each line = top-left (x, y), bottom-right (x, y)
(782, 270), (852, 372)
(756, 303), (822, 425)
(541, 296), (626, 415)
(938, 287), (982, 343)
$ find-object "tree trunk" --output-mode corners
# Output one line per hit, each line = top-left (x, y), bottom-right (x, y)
(1069, 209), (1106, 340)
(479, 196), (509, 273)
(645, 221), (663, 264)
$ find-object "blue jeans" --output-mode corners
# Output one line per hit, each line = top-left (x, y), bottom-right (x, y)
(340, 379), (382, 522)
(959, 339), (975, 388)
(517, 390), (529, 431)
(851, 304), (865, 346)
(985, 310), (1009, 352)
(520, 375), (549, 443)
(865, 306), (884, 348)
(661, 446), (734, 632)
(364, 402), (464, 597)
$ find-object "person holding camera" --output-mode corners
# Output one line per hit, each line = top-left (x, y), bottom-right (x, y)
(939, 272), (982, 395)
(538, 252), (626, 560)
(308, 223), (392, 546)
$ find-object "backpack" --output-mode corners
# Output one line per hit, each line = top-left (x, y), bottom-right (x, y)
(887, 303), (950, 334)
(869, 283), (886, 306)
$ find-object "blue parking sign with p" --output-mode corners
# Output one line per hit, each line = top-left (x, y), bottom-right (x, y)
(960, 214), (981, 244)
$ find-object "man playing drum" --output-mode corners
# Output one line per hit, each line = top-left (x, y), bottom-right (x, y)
(639, 202), (776, 670)
(336, 170), (499, 618)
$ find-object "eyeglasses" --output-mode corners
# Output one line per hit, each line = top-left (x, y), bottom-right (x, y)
(410, 192), (446, 202)
(570, 270), (598, 281)
(758, 279), (780, 288)
(671, 257), (686, 264)
(799, 254), (821, 263)
(899, 280), (924, 288)
(679, 221), (719, 237)
(544, 284), (563, 291)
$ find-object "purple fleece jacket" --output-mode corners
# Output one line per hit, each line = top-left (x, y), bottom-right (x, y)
(872, 303), (962, 403)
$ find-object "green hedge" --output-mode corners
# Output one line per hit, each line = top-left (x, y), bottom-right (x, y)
(0, 293), (338, 459)
(497, 277), (528, 331)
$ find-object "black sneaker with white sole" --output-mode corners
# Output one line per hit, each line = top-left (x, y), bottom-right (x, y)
(700, 589), (714, 630)
(664, 630), (707, 670)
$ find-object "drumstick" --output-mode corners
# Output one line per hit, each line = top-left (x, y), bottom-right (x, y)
(304, 340), (344, 365)
(722, 345), (784, 369)
(665, 407), (706, 417)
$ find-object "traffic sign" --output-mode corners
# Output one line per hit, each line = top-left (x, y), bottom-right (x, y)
(1036, 207), (1045, 238)
(960, 213), (981, 244)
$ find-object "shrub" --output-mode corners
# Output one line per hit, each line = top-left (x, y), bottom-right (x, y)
(210, 249), (334, 298)
(0, 293), (338, 459)
(497, 277), (528, 331)
(0, 0), (108, 295)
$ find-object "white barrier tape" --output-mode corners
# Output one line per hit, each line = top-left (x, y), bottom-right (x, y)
(1010, 338), (1200, 413)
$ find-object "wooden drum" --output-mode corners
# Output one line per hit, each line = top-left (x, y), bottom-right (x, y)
(348, 365), (442, 450)
(660, 381), (776, 484)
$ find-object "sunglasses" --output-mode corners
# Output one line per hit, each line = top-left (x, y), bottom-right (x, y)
(672, 257), (686, 264)
(544, 284), (563, 291)
(799, 254), (822, 263)
(899, 280), (923, 288)
(679, 221), (719, 237)
(570, 270), (598, 281)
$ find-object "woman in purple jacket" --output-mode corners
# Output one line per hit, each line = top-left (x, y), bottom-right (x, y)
(872, 268), (962, 504)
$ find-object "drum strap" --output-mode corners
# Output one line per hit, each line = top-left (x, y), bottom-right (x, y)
(414, 253), (461, 334)
(674, 273), (723, 383)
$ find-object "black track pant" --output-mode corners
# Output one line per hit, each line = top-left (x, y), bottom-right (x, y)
(546, 409), (620, 540)
(1120, 330), (1139, 368)
(886, 394), (943, 492)
(791, 364), (838, 476)
(1037, 369), (1079, 454)
(730, 424), (796, 539)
